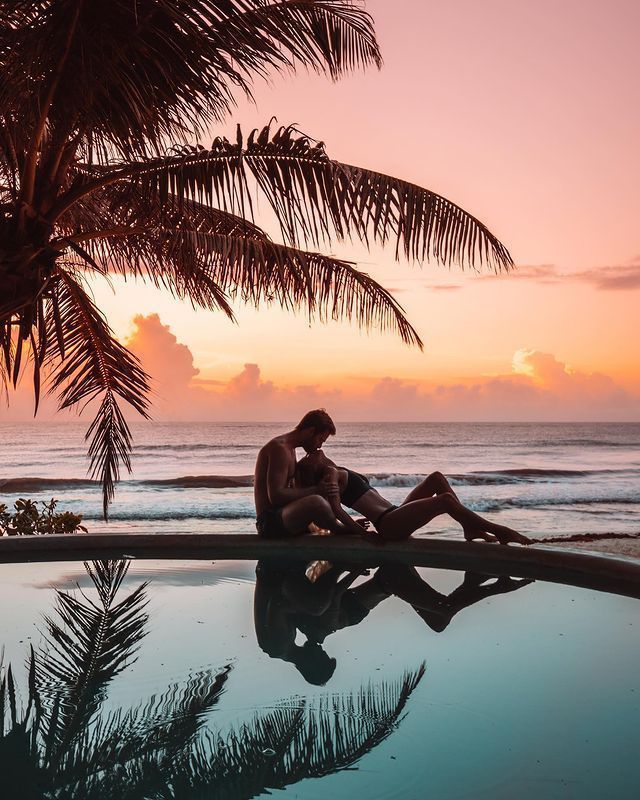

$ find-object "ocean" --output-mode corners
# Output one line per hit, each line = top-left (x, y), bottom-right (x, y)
(1, 421), (639, 545)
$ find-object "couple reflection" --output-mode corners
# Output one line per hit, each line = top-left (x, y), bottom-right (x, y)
(254, 559), (532, 684)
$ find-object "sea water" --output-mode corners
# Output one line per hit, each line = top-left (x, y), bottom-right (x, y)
(0, 421), (639, 542)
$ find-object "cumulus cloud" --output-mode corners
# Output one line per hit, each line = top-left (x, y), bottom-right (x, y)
(125, 313), (199, 388)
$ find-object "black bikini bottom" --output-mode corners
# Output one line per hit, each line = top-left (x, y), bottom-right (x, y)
(374, 505), (398, 527)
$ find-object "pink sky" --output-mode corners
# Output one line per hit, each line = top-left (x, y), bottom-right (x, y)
(4, 0), (640, 422)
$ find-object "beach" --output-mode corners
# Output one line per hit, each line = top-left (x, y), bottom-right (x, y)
(1, 421), (638, 557)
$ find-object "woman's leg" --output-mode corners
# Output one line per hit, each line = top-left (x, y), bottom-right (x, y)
(400, 472), (496, 541)
(378, 566), (532, 631)
(377, 491), (530, 544)
(402, 471), (457, 504)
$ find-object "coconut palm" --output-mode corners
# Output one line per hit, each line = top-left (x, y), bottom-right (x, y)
(0, 1), (514, 515)
(0, 558), (426, 799)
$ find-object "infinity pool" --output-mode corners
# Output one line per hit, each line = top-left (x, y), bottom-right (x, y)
(1, 557), (638, 799)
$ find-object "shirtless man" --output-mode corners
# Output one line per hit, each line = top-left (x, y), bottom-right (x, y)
(254, 409), (366, 539)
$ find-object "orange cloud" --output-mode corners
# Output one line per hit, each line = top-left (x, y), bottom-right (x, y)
(3, 315), (638, 423)
(122, 315), (639, 421)
(572, 263), (640, 290)
(125, 313), (199, 388)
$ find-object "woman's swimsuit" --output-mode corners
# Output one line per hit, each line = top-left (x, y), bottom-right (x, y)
(340, 469), (372, 507)
(341, 469), (398, 525)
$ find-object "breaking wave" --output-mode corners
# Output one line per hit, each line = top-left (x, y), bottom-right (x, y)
(371, 468), (638, 488)
(4, 467), (639, 495)
(0, 477), (99, 492)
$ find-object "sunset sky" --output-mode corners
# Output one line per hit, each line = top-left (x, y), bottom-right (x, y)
(6, 0), (640, 421)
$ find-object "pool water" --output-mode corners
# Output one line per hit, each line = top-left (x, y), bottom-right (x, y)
(0, 558), (638, 799)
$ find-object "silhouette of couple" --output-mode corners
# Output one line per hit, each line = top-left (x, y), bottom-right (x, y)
(254, 409), (531, 545)
(254, 558), (532, 685)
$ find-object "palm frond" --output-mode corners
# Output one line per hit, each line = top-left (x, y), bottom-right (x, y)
(0, 658), (44, 800)
(57, 215), (420, 345)
(50, 667), (231, 798)
(165, 664), (426, 800)
(2, 1), (380, 165)
(0, 321), (12, 397)
(166, 230), (423, 347)
(34, 560), (149, 758)
(43, 269), (151, 515)
(227, 0), (382, 80)
(63, 123), (513, 271)
(1, 561), (150, 794)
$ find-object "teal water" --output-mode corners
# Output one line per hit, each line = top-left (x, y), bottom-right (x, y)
(0, 558), (638, 798)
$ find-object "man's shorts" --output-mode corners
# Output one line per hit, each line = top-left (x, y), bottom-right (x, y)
(255, 508), (289, 539)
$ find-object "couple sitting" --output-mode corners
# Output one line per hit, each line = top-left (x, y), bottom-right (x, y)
(254, 409), (530, 545)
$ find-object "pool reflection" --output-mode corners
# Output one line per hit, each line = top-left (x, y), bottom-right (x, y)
(2, 556), (638, 799)
(255, 559), (532, 684)
(0, 558), (427, 799)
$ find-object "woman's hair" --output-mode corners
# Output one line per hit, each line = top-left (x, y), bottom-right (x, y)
(295, 408), (336, 435)
(296, 450), (329, 487)
(296, 456), (324, 487)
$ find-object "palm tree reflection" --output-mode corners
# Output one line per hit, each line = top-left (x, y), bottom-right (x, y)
(1, 559), (425, 799)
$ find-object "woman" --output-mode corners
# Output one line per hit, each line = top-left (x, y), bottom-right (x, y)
(296, 450), (530, 545)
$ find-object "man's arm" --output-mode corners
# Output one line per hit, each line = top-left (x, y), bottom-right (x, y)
(267, 444), (324, 507)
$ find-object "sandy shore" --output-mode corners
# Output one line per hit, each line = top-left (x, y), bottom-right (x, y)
(551, 537), (640, 561)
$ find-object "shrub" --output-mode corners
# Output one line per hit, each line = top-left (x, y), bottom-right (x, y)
(0, 498), (87, 536)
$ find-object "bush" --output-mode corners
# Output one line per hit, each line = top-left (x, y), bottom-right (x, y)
(0, 498), (87, 536)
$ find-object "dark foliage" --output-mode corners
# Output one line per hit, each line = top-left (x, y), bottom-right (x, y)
(0, 1), (513, 515)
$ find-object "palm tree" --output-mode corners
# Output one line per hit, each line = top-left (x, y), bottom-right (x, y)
(0, 1), (514, 515)
(0, 558), (426, 799)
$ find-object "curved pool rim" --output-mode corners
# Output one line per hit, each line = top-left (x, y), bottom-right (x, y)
(1, 532), (639, 600)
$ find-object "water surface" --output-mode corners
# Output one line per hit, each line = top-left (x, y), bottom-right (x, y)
(1, 557), (638, 798)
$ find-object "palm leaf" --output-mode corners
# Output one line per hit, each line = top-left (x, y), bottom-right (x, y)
(1, 560), (150, 795)
(42, 270), (151, 516)
(34, 560), (149, 758)
(2, 1), (381, 166)
(49, 668), (231, 800)
(226, 0), (382, 80)
(166, 230), (423, 347)
(57, 216), (420, 345)
(162, 664), (426, 800)
(59, 123), (512, 271)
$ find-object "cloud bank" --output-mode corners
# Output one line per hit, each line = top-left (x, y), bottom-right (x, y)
(120, 315), (640, 422)
(2, 314), (637, 422)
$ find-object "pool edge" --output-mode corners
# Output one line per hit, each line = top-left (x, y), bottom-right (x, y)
(1, 533), (639, 599)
